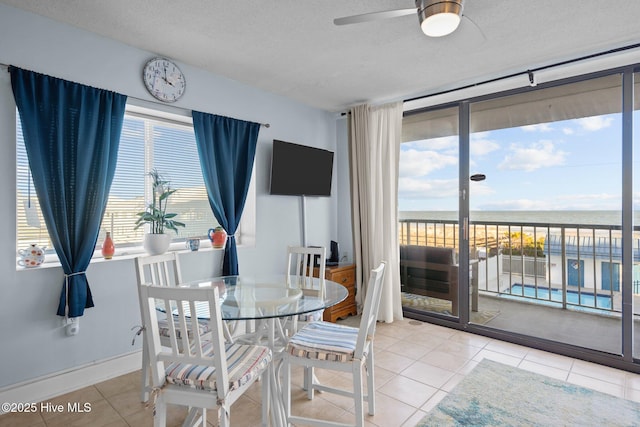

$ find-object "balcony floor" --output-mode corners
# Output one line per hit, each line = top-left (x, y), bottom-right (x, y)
(474, 293), (636, 355)
(404, 265), (640, 356)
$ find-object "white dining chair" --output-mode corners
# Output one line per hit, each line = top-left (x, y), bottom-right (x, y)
(139, 283), (272, 427)
(233, 245), (326, 362)
(134, 252), (234, 402)
(284, 245), (326, 335)
(283, 261), (387, 427)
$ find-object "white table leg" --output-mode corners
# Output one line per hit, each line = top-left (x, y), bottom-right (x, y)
(267, 318), (287, 427)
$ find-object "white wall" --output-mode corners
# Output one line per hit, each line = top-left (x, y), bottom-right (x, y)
(0, 4), (346, 389)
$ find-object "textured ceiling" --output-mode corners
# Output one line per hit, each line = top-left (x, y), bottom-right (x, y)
(2, 0), (640, 112)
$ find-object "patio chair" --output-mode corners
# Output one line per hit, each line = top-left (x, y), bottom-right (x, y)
(283, 261), (387, 427)
(138, 283), (271, 427)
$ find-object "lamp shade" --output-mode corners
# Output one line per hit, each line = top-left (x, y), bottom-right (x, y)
(417, 0), (463, 37)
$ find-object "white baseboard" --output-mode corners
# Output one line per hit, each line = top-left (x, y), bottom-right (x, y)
(0, 350), (141, 413)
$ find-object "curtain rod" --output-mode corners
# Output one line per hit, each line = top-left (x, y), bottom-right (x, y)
(339, 41), (640, 116)
(0, 63), (270, 128)
(403, 42), (640, 105)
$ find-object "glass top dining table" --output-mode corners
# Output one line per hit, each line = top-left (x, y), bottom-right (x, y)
(173, 275), (349, 427)
(177, 275), (349, 321)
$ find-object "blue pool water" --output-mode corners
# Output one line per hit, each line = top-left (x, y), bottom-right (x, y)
(508, 284), (612, 309)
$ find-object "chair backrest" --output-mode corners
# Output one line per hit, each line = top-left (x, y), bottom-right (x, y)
(135, 252), (183, 288)
(139, 284), (230, 398)
(286, 246), (326, 298)
(355, 261), (386, 359)
(134, 253), (185, 342)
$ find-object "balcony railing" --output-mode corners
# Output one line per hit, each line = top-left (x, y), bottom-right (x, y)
(399, 218), (640, 314)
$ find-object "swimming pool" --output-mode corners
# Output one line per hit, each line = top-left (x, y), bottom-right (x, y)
(507, 284), (612, 309)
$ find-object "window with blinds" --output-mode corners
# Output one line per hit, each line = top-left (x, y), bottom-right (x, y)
(16, 108), (220, 255)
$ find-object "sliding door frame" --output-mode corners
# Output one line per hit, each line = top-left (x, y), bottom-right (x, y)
(621, 66), (634, 363)
(403, 64), (640, 373)
(458, 101), (471, 326)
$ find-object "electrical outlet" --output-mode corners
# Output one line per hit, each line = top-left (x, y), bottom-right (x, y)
(66, 317), (80, 336)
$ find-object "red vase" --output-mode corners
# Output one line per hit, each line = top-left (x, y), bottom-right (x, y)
(102, 232), (115, 259)
(208, 227), (227, 248)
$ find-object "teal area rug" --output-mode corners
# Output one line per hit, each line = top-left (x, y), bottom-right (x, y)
(417, 359), (640, 427)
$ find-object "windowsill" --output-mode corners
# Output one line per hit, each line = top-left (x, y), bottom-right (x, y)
(15, 240), (229, 272)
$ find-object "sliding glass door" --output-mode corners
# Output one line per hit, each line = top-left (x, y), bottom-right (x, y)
(399, 68), (640, 369)
(633, 70), (640, 360)
(468, 74), (624, 354)
(400, 106), (460, 318)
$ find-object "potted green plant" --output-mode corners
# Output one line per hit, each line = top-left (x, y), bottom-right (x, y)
(134, 169), (186, 255)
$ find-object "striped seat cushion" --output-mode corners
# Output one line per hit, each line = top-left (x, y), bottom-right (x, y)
(157, 318), (211, 339)
(165, 342), (272, 392)
(287, 321), (360, 362)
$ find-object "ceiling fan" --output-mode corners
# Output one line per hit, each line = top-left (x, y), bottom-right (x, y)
(334, 0), (465, 37)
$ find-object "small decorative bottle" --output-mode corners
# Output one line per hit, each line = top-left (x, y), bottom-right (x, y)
(101, 232), (115, 259)
(208, 226), (227, 249)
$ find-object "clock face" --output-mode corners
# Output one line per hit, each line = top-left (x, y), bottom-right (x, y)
(143, 58), (186, 103)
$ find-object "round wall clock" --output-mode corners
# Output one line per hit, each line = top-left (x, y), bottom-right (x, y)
(142, 57), (186, 103)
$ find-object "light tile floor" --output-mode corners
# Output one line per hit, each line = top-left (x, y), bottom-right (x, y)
(3, 316), (640, 426)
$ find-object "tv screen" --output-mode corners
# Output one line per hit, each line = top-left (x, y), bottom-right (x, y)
(270, 140), (334, 196)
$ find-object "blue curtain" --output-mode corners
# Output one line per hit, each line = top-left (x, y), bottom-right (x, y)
(192, 111), (260, 275)
(10, 67), (127, 318)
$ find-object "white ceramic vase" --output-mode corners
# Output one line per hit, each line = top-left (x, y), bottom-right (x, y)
(143, 233), (171, 255)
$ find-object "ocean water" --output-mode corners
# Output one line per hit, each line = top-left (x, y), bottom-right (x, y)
(399, 210), (635, 226)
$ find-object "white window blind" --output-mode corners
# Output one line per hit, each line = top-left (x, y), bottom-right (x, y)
(16, 109), (219, 255)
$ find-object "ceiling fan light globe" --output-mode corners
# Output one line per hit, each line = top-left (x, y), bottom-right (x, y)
(416, 0), (463, 37)
(421, 13), (461, 37)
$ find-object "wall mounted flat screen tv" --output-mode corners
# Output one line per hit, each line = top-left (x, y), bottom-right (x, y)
(270, 139), (334, 196)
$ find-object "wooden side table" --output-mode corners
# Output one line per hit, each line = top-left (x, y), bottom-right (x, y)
(313, 263), (357, 322)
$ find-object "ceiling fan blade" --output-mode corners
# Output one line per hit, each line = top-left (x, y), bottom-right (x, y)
(334, 8), (416, 26)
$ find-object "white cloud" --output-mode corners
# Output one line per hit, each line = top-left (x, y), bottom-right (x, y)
(521, 123), (553, 132)
(403, 135), (457, 151)
(470, 137), (500, 157)
(498, 140), (567, 172)
(562, 127), (574, 135)
(398, 176), (495, 201)
(633, 191), (640, 211)
(399, 148), (457, 178)
(553, 193), (620, 210)
(469, 181), (495, 197)
(576, 116), (613, 131)
(561, 193), (618, 202)
(477, 199), (549, 210)
(471, 131), (492, 140)
(479, 193), (621, 211)
(398, 177), (458, 199)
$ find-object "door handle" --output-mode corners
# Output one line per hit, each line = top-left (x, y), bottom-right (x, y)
(463, 217), (468, 240)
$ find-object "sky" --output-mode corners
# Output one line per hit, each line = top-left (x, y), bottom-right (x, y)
(398, 112), (635, 213)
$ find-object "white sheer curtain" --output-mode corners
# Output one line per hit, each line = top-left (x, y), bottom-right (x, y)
(349, 102), (403, 323)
